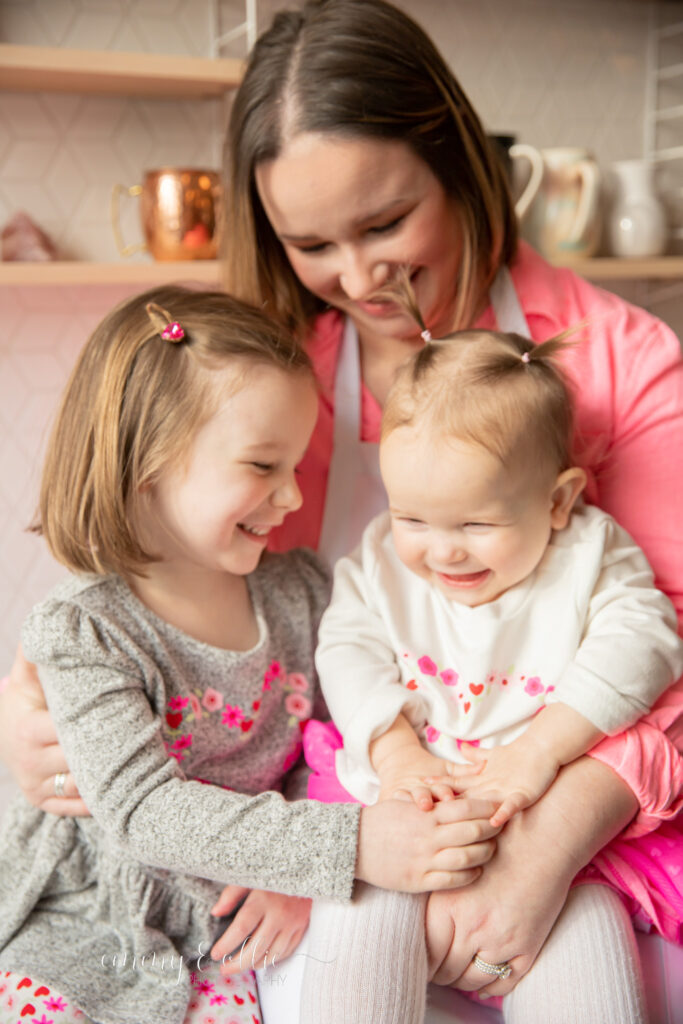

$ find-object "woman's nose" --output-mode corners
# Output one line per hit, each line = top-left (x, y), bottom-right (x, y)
(339, 249), (390, 300)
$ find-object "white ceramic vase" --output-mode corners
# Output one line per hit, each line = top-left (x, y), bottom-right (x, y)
(509, 145), (602, 261)
(608, 160), (668, 258)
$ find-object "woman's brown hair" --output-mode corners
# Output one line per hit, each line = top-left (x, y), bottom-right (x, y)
(223, 0), (517, 334)
(32, 286), (312, 578)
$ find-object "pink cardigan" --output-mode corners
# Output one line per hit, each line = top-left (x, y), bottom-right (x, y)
(271, 242), (683, 837)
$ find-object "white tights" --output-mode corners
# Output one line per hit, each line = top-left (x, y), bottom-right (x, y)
(299, 883), (648, 1024)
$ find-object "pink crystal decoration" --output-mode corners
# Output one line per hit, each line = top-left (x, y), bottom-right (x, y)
(161, 322), (185, 342)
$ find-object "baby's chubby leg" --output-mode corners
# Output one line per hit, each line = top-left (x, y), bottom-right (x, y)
(300, 883), (428, 1024)
(503, 884), (647, 1024)
(299, 796), (499, 1024)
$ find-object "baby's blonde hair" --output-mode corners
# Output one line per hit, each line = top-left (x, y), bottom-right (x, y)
(32, 286), (312, 578)
(382, 328), (577, 483)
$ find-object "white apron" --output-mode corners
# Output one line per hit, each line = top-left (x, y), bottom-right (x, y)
(316, 266), (530, 566)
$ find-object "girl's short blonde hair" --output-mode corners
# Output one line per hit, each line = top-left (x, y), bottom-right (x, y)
(33, 286), (312, 578)
(382, 329), (577, 482)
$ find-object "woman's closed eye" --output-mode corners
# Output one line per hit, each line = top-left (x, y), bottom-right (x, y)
(293, 241), (328, 254)
(250, 462), (274, 473)
(367, 214), (405, 236)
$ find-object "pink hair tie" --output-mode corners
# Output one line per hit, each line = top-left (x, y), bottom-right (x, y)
(521, 351), (531, 363)
(161, 321), (185, 342)
(421, 328), (432, 342)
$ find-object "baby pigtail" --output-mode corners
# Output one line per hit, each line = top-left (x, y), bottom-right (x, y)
(371, 266), (432, 341)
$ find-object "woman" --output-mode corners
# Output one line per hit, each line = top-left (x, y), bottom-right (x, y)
(2, 0), (682, 1020)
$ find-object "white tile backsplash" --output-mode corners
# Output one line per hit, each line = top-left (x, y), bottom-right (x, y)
(0, 0), (682, 695)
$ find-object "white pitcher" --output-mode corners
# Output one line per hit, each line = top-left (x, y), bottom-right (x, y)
(608, 159), (667, 257)
(510, 145), (602, 261)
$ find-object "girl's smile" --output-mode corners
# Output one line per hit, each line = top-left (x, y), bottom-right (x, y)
(142, 365), (318, 583)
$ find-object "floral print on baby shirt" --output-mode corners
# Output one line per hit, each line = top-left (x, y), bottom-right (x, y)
(400, 649), (556, 751)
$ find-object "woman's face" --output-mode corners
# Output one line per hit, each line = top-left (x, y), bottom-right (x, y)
(255, 133), (463, 341)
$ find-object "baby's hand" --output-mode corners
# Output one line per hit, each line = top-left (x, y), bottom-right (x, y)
(427, 737), (561, 827)
(210, 884), (311, 975)
(377, 744), (479, 811)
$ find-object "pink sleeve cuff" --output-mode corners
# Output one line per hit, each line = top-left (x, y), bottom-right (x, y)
(589, 720), (683, 838)
(588, 675), (683, 837)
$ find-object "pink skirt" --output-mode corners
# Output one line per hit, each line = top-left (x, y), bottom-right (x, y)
(303, 719), (683, 945)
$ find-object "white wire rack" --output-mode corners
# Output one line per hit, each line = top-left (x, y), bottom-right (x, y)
(206, 1), (258, 171)
(209, 0), (258, 58)
(645, 5), (683, 251)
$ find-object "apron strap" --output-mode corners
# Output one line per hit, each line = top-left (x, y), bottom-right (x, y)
(488, 265), (531, 339)
(317, 319), (385, 564)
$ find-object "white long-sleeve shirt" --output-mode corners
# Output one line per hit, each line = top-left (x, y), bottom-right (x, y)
(316, 504), (683, 805)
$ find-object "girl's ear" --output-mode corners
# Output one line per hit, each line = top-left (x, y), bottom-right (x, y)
(549, 467), (587, 530)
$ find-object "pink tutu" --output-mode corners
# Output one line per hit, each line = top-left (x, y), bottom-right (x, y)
(303, 719), (683, 945)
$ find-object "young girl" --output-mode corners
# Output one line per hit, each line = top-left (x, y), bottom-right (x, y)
(0, 286), (500, 1024)
(302, 324), (683, 1023)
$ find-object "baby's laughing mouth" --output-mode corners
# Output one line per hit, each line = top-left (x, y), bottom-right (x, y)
(435, 569), (491, 589)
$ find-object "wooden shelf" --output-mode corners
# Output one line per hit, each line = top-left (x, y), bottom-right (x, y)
(0, 261), (221, 286)
(0, 44), (243, 98)
(555, 256), (683, 280)
(2, 257), (683, 287)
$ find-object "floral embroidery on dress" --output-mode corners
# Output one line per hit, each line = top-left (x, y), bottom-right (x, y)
(162, 661), (312, 762)
(202, 688), (224, 712)
(222, 705), (244, 728)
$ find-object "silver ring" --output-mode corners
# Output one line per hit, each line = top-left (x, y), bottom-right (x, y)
(53, 772), (66, 798)
(473, 953), (512, 980)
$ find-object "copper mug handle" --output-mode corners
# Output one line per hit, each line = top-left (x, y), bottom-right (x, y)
(110, 183), (146, 257)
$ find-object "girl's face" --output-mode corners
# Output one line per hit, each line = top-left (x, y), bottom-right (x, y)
(255, 133), (463, 341)
(380, 426), (584, 608)
(145, 365), (318, 580)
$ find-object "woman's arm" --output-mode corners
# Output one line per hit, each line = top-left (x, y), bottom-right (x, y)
(426, 753), (638, 994)
(579, 309), (683, 833)
(0, 646), (88, 815)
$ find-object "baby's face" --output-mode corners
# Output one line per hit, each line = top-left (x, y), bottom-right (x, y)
(380, 426), (568, 607)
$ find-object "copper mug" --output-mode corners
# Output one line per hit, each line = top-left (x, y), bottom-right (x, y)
(111, 168), (222, 261)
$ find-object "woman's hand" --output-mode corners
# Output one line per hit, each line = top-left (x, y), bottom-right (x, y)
(356, 796), (500, 893)
(0, 645), (88, 815)
(210, 885), (311, 975)
(425, 755), (639, 996)
(425, 812), (572, 996)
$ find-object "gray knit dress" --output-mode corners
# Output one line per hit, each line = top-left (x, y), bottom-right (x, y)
(0, 548), (360, 1024)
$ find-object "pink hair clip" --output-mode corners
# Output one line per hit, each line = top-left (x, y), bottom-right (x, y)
(521, 351), (531, 363)
(421, 328), (432, 343)
(161, 321), (185, 342)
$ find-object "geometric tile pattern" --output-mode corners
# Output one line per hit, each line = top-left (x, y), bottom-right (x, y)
(1, 0), (683, 807)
